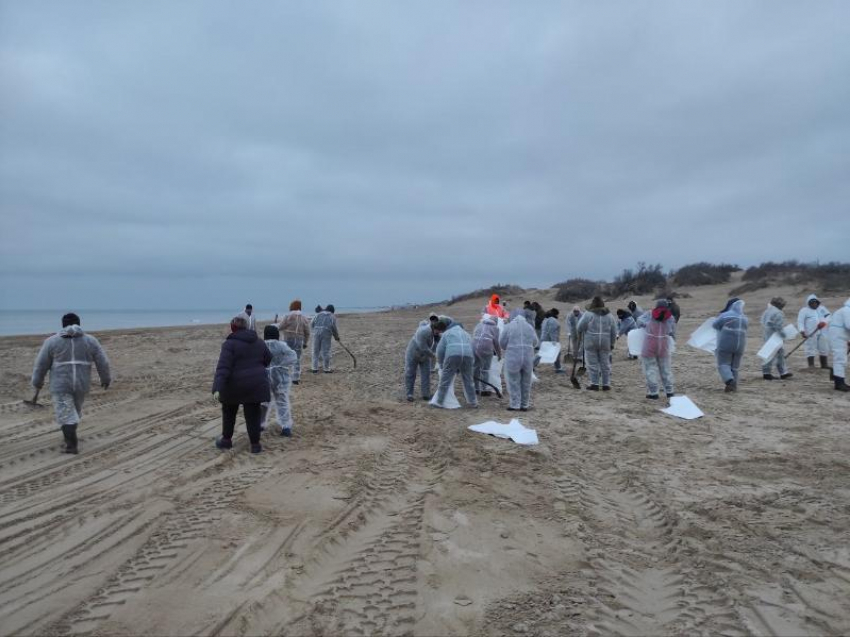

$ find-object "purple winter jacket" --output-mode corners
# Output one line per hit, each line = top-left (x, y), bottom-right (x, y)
(212, 329), (272, 404)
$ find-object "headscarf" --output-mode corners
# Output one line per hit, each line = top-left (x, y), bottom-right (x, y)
(264, 324), (280, 340)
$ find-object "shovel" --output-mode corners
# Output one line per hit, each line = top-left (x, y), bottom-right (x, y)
(474, 376), (503, 399)
(337, 340), (357, 368)
(785, 325), (823, 358)
(569, 338), (586, 389)
(23, 388), (45, 408)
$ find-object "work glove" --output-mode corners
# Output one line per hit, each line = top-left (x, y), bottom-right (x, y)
(800, 331), (807, 339)
(817, 321), (827, 330)
(213, 391), (221, 403)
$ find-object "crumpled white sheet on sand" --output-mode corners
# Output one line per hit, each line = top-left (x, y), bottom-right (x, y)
(661, 395), (704, 420)
(468, 419), (539, 445)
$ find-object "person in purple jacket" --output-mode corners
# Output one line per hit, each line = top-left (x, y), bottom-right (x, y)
(212, 315), (272, 453)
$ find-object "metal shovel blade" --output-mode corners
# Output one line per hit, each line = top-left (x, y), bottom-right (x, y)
(23, 389), (44, 408)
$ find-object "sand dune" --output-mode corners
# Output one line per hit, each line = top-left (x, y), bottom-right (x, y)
(0, 280), (848, 636)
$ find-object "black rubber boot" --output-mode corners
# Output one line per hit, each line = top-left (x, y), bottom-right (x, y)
(819, 355), (830, 369)
(61, 425), (78, 454)
(834, 377), (850, 392)
(807, 356), (815, 369)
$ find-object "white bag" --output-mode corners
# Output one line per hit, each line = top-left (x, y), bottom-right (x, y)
(627, 329), (645, 357)
(687, 318), (717, 353)
(757, 324), (798, 362)
(487, 357), (503, 393)
(538, 342), (561, 364)
(430, 364), (461, 408)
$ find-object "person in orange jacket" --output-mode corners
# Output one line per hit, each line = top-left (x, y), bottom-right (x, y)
(484, 294), (509, 320)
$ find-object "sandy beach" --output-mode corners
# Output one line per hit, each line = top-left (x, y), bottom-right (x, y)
(0, 278), (848, 636)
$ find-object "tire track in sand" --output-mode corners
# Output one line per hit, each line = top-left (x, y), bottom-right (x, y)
(48, 467), (271, 635)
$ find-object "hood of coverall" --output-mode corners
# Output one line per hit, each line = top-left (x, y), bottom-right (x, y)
(60, 325), (84, 338)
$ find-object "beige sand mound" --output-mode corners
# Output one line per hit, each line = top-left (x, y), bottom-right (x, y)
(0, 282), (848, 636)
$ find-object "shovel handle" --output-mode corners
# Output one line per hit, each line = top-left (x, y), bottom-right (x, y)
(786, 325), (822, 357)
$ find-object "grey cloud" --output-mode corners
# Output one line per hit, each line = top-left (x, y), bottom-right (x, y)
(2, 1), (849, 310)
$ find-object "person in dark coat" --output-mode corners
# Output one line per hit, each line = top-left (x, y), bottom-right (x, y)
(666, 296), (681, 323)
(212, 315), (272, 453)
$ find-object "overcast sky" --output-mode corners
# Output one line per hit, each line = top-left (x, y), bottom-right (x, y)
(1, 1), (848, 311)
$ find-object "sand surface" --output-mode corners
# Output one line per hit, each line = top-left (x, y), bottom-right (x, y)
(1, 280), (848, 636)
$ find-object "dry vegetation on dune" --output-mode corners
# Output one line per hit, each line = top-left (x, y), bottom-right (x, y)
(0, 276), (848, 636)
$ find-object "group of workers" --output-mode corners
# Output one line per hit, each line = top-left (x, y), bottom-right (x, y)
(29, 300), (344, 455)
(27, 289), (849, 456)
(404, 291), (850, 412)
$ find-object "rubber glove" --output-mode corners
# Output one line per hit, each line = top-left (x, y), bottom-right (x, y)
(817, 321), (827, 330)
(101, 382), (110, 390)
(213, 391), (220, 403)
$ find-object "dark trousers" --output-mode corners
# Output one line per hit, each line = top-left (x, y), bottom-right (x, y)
(221, 403), (262, 445)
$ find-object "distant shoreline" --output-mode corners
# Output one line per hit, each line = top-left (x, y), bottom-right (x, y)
(0, 307), (391, 338)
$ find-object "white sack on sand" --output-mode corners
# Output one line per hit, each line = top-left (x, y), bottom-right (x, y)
(538, 342), (561, 364)
(661, 396), (704, 420)
(468, 419), (539, 445)
(488, 357), (503, 393)
(431, 367), (461, 408)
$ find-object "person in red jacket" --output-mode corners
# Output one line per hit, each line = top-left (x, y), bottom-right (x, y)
(484, 294), (508, 320)
(212, 316), (272, 453)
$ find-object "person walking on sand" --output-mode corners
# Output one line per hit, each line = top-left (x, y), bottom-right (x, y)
(797, 294), (831, 371)
(31, 313), (111, 454)
(566, 306), (582, 360)
(713, 299), (748, 393)
(278, 299), (310, 384)
(577, 297), (616, 391)
(311, 304), (340, 373)
(434, 321), (478, 408)
(827, 298), (850, 392)
(639, 300), (676, 400)
(237, 303), (257, 333)
(405, 319), (444, 402)
(473, 314), (502, 395)
(212, 315), (271, 453)
(616, 309), (638, 360)
(499, 310), (539, 410)
(483, 294), (509, 320)
(260, 325), (298, 436)
(628, 300), (645, 322)
(761, 297), (793, 381)
(540, 309), (564, 373)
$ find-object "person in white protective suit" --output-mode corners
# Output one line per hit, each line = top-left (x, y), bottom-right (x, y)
(259, 325), (298, 436)
(237, 304), (257, 333)
(797, 294), (831, 370)
(472, 315), (501, 395)
(31, 313), (111, 454)
(499, 310), (539, 410)
(539, 308), (564, 373)
(565, 306), (583, 360)
(827, 298), (850, 392)
(760, 297), (793, 381)
(577, 297), (617, 391)
(713, 299), (748, 392)
(404, 320), (443, 402)
(434, 321), (477, 408)
(277, 299), (310, 384)
(311, 305), (340, 373)
(638, 300), (676, 399)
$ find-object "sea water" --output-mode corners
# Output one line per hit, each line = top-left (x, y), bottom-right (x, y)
(0, 308), (386, 337)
